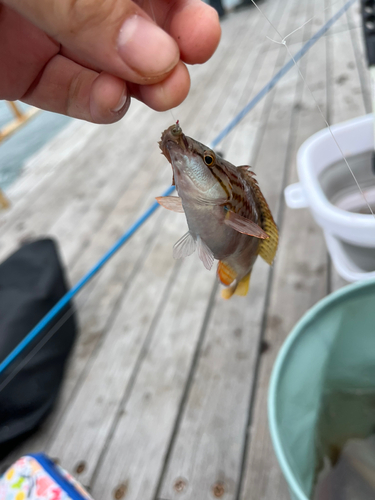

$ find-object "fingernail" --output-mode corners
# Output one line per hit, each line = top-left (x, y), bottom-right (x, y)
(118, 15), (179, 77)
(112, 87), (130, 113)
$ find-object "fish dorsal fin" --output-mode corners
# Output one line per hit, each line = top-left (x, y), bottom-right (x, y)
(173, 232), (196, 259)
(197, 235), (214, 270)
(156, 196), (184, 213)
(224, 210), (269, 239)
(239, 166), (279, 265)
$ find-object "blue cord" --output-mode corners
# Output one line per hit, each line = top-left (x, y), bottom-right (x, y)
(0, 0), (355, 375)
(0, 184), (175, 374)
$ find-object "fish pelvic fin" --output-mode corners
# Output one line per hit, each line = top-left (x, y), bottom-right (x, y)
(173, 231), (196, 260)
(239, 166), (279, 265)
(197, 235), (215, 270)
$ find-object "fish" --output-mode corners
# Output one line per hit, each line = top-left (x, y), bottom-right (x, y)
(156, 121), (278, 299)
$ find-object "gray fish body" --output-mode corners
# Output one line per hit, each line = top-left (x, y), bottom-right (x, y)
(158, 123), (278, 298)
(179, 182), (259, 272)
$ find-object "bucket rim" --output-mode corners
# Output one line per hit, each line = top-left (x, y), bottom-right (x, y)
(268, 278), (375, 500)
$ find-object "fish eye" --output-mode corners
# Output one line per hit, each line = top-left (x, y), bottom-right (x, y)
(203, 153), (215, 166)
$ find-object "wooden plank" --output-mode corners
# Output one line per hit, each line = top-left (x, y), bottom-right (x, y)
(44, 209), (184, 482)
(158, 1), (312, 499)
(0, 3), (281, 468)
(90, 243), (217, 500)
(328, 1), (366, 126)
(0, 206), (170, 467)
(195, 0), (282, 147)
(0, 106), (159, 260)
(346, 0), (372, 114)
(214, 0), (289, 165)
(42, 1), (302, 490)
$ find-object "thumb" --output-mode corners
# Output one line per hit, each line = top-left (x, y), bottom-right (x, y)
(5, 0), (180, 85)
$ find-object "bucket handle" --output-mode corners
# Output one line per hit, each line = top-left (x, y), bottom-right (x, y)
(284, 183), (309, 209)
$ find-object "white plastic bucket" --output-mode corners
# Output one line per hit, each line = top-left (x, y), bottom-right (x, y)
(284, 114), (375, 281)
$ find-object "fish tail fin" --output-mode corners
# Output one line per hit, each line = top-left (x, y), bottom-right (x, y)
(218, 261), (251, 299)
(234, 272), (251, 296)
(221, 282), (237, 300)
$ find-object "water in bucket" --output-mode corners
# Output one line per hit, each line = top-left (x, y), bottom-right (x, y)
(319, 150), (375, 215)
(269, 280), (375, 500)
(312, 387), (375, 499)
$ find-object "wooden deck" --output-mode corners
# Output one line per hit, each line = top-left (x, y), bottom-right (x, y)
(0, 0), (370, 498)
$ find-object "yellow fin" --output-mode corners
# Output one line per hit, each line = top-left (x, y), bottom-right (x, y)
(218, 261), (251, 299)
(0, 189), (10, 210)
(220, 272), (251, 299)
(221, 285), (236, 300)
(258, 216), (278, 265)
(234, 272), (251, 296)
(239, 166), (278, 265)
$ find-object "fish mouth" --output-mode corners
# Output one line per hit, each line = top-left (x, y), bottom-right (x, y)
(159, 122), (190, 161)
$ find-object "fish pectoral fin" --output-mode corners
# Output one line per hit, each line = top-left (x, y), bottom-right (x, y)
(156, 196), (184, 213)
(173, 232), (196, 259)
(197, 235), (215, 270)
(224, 210), (269, 239)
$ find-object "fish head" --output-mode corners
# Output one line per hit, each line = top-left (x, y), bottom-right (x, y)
(159, 122), (230, 203)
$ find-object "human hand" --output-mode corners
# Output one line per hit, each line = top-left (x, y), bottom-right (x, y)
(0, 0), (221, 123)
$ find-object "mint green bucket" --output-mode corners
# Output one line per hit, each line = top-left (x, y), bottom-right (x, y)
(268, 279), (375, 500)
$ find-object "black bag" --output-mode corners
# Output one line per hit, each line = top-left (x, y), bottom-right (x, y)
(0, 239), (77, 451)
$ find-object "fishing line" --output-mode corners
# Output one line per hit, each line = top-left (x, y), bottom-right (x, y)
(169, 108), (177, 123)
(209, 0), (355, 147)
(0, 0), (359, 387)
(251, 0), (375, 219)
(146, 0), (177, 126)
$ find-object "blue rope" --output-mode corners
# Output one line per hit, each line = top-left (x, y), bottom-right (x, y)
(0, 183), (175, 375)
(0, 0), (355, 375)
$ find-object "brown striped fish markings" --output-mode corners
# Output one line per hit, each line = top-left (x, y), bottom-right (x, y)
(157, 122), (278, 299)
